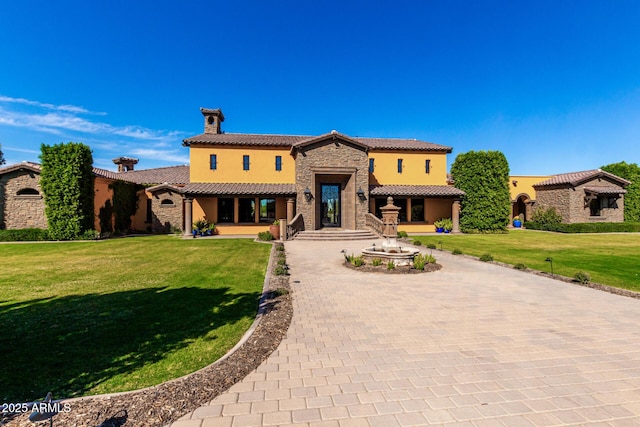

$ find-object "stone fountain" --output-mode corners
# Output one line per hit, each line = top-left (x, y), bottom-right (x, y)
(361, 197), (418, 266)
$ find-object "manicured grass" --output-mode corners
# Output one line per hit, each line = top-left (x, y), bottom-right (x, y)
(0, 236), (270, 401)
(412, 230), (640, 292)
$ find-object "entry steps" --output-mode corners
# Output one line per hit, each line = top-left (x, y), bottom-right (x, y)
(293, 229), (379, 241)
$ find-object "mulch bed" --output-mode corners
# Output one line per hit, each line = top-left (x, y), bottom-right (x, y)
(343, 260), (442, 274)
(3, 260), (292, 427)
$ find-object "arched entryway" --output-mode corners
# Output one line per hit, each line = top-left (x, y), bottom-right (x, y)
(512, 193), (531, 221)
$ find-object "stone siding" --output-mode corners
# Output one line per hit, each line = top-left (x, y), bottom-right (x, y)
(536, 176), (625, 223)
(295, 139), (369, 230)
(0, 169), (47, 229)
(151, 190), (184, 232)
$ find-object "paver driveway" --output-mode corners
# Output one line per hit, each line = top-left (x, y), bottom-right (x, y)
(172, 239), (640, 426)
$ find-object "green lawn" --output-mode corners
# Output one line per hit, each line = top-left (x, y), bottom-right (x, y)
(412, 230), (640, 292)
(0, 236), (270, 401)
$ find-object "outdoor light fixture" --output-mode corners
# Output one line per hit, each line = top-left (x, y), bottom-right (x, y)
(304, 187), (312, 201)
(356, 187), (366, 200)
(545, 257), (554, 277)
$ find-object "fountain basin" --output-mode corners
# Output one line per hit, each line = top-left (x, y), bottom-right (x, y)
(361, 246), (419, 266)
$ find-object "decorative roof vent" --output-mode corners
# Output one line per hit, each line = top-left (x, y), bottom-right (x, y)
(201, 108), (225, 134)
(113, 156), (139, 172)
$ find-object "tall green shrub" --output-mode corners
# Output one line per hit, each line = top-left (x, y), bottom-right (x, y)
(110, 181), (138, 232)
(450, 151), (511, 233)
(40, 142), (94, 240)
(601, 161), (640, 222)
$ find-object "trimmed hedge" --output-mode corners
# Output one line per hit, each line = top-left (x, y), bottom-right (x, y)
(524, 221), (640, 233)
(40, 142), (95, 240)
(451, 150), (511, 233)
(0, 228), (50, 242)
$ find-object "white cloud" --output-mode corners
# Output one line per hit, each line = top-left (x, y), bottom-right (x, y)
(0, 95), (106, 115)
(129, 148), (189, 164)
(0, 98), (187, 144)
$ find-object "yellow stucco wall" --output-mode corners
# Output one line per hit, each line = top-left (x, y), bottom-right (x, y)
(192, 196), (286, 226)
(509, 176), (550, 201)
(190, 145), (295, 183)
(369, 151), (448, 185)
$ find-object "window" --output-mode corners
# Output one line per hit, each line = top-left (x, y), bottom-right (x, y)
(411, 198), (424, 221)
(160, 199), (174, 206)
(275, 155), (282, 171)
(397, 159), (403, 173)
(16, 188), (39, 195)
(369, 158), (375, 173)
(218, 198), (234, 223)
(395, 198), (407, 222)
(239, 198), (256, 223)
(259, 198), (276, 222)
(210, 154), (217, 170)
(243, 155), (250, 171)
(425, 159), (431, 174)
(146, 199), (152, 223)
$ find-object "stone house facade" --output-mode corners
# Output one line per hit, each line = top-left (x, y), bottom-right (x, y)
(0, 163), (47, 229)
(181, 108), (465, 234)
(533, 170), (630, 223)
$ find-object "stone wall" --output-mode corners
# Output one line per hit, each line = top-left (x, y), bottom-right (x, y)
(536, 176), (625, 223)
(0, 169), (47, 229)
(151, 190), (184, 232)
(295, 138), (369, 230)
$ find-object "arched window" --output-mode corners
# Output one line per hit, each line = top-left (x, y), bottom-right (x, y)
(161, 199), (174, 206)
(17, 188), (40, 196)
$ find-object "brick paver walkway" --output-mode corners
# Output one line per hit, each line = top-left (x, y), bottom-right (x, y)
(171, 239), (640, 426)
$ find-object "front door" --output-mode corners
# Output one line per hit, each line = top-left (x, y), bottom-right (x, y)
(321, 184), (340, 227)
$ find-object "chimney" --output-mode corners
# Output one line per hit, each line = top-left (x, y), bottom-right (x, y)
(201, 107), (225, 134)
(113, 157), (139, 172)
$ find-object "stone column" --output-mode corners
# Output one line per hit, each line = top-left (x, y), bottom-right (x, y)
(452, 200), (461, 233)
(286, 197), (295, 222)
(183, 198), (193, 237)
(525, 201), (534, 222)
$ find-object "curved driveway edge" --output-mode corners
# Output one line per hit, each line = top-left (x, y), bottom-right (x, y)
(172, 239), (640, 426)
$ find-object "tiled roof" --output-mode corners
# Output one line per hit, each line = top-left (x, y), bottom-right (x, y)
(370, 185), (465, 197)
(183, 132), (452, 152)
(183, 133), (304, 147)
(118, 165), (190, 185)
(92, 167), (123, 180)
(584, 186), (627, 195)
(0, 162), (189, 186)
(0, 161), (41, 175)
(359, 137), (452, 152)
(182, 182), (296, 196)
(535, 169), (631, 188)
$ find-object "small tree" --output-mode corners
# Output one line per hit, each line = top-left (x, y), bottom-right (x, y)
(40, 142), (95, 240)
(601, 161), (640, 222)
(0, 144), (5, 165)
(450, 150), (511, 233)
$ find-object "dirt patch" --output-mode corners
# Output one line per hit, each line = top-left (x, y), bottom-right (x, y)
(4, 255), (292, 427)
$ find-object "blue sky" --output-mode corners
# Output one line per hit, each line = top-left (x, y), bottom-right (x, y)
(1, 1), (639, 175)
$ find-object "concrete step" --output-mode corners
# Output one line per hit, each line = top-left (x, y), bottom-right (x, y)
(294, 230), (380, 241)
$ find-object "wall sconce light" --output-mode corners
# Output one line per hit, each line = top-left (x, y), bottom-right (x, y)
(356, 187), (366, 201)
(512, 180), (518, 186)
(304, 187), (312, 201)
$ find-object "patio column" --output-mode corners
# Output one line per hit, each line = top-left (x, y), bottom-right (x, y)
(183, 197), (193, 237)
(452, 200), (461, 233)
(287, 197), (295, 222)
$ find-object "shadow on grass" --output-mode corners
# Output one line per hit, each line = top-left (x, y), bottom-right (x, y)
(0, 287), (260, 402)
